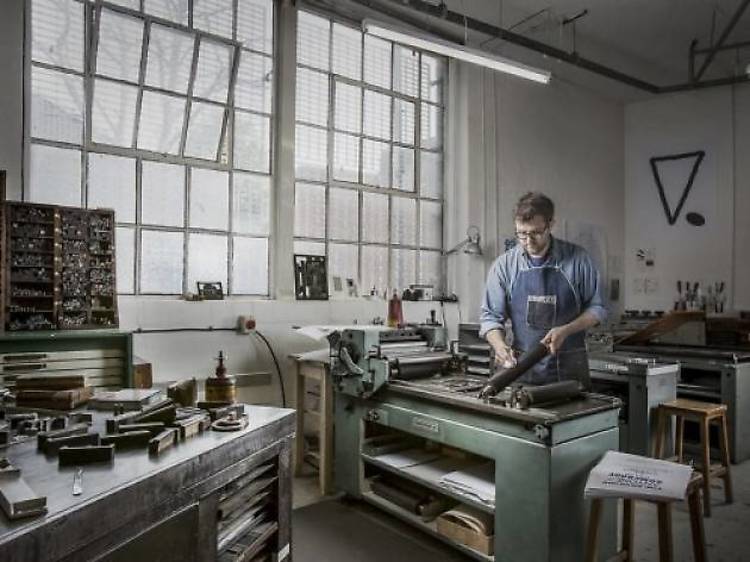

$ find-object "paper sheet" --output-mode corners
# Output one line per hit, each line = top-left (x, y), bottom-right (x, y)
(440, 462), (495, 505)
(584, 450), (693, 501)
(374, 449), (442, 469)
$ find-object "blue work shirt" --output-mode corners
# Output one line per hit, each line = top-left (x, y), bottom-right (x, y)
(479, 236), (608, 339)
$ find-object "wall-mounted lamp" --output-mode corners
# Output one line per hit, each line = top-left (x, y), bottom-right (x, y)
(362, 19), (551, 84)
(443, 226), (483, 257)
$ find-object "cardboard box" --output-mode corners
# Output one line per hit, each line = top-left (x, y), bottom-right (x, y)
(436, 509), (494, 556)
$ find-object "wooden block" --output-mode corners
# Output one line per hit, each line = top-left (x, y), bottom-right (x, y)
(132, 357), (153, 389)
(37, 423), (90, 450)
(148, 428), (178, 456)
(101, 430), (152, 450)
(42, 432), (100, 455)
(59, 444), (115, 466)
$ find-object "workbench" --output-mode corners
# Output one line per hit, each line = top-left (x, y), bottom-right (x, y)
(0, 405), (294, 562)
(290, 349), (334, 495)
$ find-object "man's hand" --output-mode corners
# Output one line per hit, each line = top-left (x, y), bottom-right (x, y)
(542, 325), (571, 354)
(493, 343), (517, 369)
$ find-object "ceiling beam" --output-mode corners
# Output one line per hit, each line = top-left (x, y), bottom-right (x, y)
(694, 0), (750, 81)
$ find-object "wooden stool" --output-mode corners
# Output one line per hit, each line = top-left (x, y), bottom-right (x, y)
(584, 472), (706, 562)
(653, 399), (733, 517)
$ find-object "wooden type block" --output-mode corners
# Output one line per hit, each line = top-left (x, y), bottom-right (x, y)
(0, 471), (47, 520)
(172, 415), (205, 441)
(101, 430), (152, 450)
(59, 444), (115, 466)
(117, 422), (165, 437)
(206, 404), (245, 422)
(132, 358), (153, 389)
(37, 423), (90, 450)
(134, 403), (176, 425)
(148, 428), (178, 456)
(42, 432), (100, 455)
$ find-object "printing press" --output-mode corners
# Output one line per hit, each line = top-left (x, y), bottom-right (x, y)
(330, 325), (621, 562)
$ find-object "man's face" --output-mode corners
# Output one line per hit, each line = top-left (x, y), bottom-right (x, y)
(515, 215), (552, 256)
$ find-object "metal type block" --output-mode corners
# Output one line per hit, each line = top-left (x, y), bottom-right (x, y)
(8, 413), (37, 430)
(117, 422), (165, 437)
(59, 444), (115, 466)
(134, 403), (177, 425)
(101, 430), (152, 450)
(148, 428), (178, 456)
(206, 403), (245, 421)
(68, 412), (93, 425)
(0, 460), (47, 520)
(43, 432), (100, 455)
(37, 423), (90, 450)
(172, 416), (205, 441)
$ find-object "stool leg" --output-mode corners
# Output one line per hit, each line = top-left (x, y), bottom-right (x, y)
(688, 486), (707, 562)
(719, 414), (734, 504)
(657, 502), (674, 562)
(584, 498), (604, 562)
(675, 415), (685, 463)
(700, 418), (712, 517)
(654, 409), (666, 459)
(623, 499), (635, 562)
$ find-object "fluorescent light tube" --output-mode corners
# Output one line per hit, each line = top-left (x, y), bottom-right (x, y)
(363, 19), (551, 84)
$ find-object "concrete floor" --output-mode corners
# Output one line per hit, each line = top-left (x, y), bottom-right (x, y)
(292, 459), (750, 561)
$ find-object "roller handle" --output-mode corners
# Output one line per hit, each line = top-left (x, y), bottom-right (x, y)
(478, 342), (549, 399)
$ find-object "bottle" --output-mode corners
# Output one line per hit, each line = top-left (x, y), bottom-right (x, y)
(387, 289), (403, 328)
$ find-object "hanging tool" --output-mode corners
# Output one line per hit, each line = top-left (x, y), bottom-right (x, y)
(478, 342), (550, 399)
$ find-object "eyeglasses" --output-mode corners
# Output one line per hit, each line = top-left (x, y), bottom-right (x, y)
(515, 227), (549, 240)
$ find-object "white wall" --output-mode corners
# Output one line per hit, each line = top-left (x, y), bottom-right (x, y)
(447, 62), (626, 322)
(624, 87), (744, 311)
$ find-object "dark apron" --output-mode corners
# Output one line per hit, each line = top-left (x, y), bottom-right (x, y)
(508, 258), (590, 387)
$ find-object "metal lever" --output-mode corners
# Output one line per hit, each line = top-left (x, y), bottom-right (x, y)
(72, 468), (83, 496)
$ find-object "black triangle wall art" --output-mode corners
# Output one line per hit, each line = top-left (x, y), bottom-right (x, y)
(649, 150), (705, 226)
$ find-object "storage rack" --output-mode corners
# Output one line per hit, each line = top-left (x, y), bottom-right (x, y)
(2, 201), (118, 331)
(458, 323), (493, 377)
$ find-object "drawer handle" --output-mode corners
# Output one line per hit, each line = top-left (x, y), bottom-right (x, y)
(4, 363), (47, 372)
(3, 354), (47, 362)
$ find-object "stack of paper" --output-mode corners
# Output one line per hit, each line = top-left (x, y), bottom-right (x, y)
(584, 451), (693, 501)
(440, 462), (495, 506)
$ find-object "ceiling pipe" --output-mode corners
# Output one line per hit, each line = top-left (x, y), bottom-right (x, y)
(346, 0), (750, 94)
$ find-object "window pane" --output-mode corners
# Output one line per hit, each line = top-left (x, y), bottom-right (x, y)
(295, 125), (327, 181)
(333, 133), (359, 183)
(332, 23), (361, 80)
(362, 139), (390, 188)
(144, 0), (189, 25)
(187, 233), (228, 289)
(238, 0), (274, 55)
(116, 227), (136, 294)
(294, 241), (325, 256)
(362, 192), (388, 243)
(420, 150), (443, 199)
(420, 200), (442, 248)
(392, 146), (414, 191)
(361, 245), (388, 295)
(363, 90), (391, 140)
(193, 0), (233, 39)
(421, 54), (446, 104)
(296, 68), (329, 127)
(297, 11), (330, 71)
(137, 91), (185, 154)
(393, 99), (415, 145)
(420, 103), (443, 150)
(328, 188), (358, 241)
(193, 40), (232, 103)
(232, 237), (268, 294)
(92, 79), (138, 147)
(334, 83), (361, 134)
(190, 168), (229, 230)
(393, 45), (419, 97)
(31, 67), (84, 144)
(29, 144), (81, 207)
(185, 101), (224, 160)
(145, 24), (193, 94)
(96, 9), (144, 83)
(88, 153), (136, 223)
(236, 52), (273, 113)
(391, 197), (416, 245)
(141, 230), (184, 293)
(391, 248), (416, 289)
(234, 111), (271, 172)
(363, 35), (391, 89)
(233, 172), (270, 235)
(419, 250), (441, 288)
(294, 182), (326, 239)
(142, 161), (185, 227)
(32, 0), (84, 71)
(328, 243), (358, 283)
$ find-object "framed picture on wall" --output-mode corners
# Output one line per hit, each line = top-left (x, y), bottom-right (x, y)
(196, 281), (224, 300)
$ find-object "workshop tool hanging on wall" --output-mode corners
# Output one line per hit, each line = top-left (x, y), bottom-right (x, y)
(205, 351), (237, 403)
(478, 342), (550, 399)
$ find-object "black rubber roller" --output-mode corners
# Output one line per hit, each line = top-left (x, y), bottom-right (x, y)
(478, 342), (549, 399)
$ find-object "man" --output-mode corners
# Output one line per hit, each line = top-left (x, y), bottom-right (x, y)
(479, 192), (607, 387)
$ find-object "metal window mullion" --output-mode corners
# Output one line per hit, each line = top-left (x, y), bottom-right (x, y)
(182, 166), (191, 295)
(217, 45), (240, 163)
(132, 20), (150, 149)
(181, 35), (201, 156)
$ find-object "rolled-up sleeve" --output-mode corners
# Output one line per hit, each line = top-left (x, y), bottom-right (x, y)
(577, 251), (608, 325)
(479, 259), (509, 338)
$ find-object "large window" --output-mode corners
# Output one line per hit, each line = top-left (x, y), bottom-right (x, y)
(28, 0), (274, 295)
(293, 11), (446, 294)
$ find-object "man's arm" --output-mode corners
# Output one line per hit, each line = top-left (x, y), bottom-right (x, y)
(542, 310), (599, 354)
(479, 259), (517, 367)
